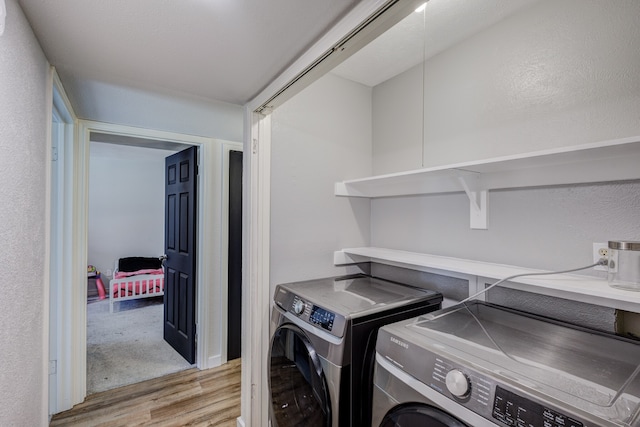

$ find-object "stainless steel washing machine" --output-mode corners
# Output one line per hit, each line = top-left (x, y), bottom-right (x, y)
(372, 301), (640, 427)
(268, 274), (443, 427)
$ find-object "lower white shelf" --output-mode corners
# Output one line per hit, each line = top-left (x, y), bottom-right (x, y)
(334, 247), (640, 313)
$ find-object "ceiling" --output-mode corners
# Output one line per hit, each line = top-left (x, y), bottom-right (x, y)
(18, 0), (542, 124)
(18, 0), (361, 115)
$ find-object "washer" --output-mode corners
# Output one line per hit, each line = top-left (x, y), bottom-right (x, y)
(268, 274), (443, 427)
(373, 301), (640, 427)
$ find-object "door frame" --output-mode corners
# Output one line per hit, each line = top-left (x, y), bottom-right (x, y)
(58, 119), (232, 408)
(48, 70), (78, 415)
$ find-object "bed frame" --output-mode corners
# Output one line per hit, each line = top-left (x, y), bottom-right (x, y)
(109, 268), (164, 313)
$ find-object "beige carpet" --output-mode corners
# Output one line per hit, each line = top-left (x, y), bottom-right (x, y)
(86, 297), (193, 394)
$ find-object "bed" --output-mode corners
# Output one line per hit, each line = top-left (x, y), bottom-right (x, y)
(109, 256), (165, 313)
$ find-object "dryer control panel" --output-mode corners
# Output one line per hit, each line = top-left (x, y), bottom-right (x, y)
(274, 287), (347, 337)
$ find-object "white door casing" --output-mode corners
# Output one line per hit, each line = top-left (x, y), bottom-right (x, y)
(51, 115), (238, 412)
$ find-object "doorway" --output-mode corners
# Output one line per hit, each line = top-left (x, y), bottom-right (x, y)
(50, 119), (243, 413)
(86, 138), (193, 393)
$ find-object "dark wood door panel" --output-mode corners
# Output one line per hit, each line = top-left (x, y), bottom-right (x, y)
(164, 146), (197, 364)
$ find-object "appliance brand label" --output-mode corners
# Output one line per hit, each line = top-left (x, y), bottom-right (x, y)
(390, 336), (409, 349)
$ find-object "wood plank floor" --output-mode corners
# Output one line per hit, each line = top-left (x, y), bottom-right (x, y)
(50, 358), (241, 427)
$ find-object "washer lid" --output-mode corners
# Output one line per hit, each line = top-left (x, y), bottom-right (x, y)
(392, 302), (640, 425)
(276, 274), (441, 319)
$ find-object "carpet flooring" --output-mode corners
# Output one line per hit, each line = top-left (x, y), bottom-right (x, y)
(86, 297), (193, 394)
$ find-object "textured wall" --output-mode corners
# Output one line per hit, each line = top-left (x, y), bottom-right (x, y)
(270, 73), (372, 293)
(421, 0), (640, 167)
(373, 0), (640, 172)
(372, 182), (640, 275)
(372, 64), (423, 175)
(0, 0), (50, 424)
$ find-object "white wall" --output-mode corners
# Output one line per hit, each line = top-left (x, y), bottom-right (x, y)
(270, 73), (372, 292)
(0, 0), (50, 424)
(370, 0), (640, 276)
(372, 64), (423, 175)
(374, 0), (640, 172)
(68, 78), (244, 142)
(88, 142), (177, 279)
(422, 0), (640, 167)
(372, 182), (640, 272)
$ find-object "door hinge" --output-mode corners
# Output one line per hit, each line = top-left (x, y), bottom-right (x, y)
(52, 147), (58, 162)
(49, 360), (57, 375)
(252, 139), (257, 154)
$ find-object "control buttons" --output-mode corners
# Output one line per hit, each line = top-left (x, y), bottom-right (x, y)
(292, 299), (305, 315)
(445, 369), (471, 398)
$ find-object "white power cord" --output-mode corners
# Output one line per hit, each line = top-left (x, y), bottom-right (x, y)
(458, 258), (608, 305)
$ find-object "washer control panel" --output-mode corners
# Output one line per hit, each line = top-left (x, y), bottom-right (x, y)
(430, 357), (587, 427)
(376, 328), (592, 427)
(492, 386), (584, 427)
(274, 287), (347, 337)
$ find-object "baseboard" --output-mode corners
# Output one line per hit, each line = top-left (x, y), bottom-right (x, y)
(236, 416), (245, 427)
(207, 354), (222, 369)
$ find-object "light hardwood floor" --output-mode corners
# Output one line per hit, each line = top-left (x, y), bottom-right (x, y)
(50, 358), (241, 427)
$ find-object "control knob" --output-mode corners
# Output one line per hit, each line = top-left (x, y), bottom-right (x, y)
(292, 299), (305, 315)
(445, 369), (470, 398)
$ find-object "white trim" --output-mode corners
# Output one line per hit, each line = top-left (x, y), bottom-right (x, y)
(68, 120), (236, 408)
(196, 138), (215, 369)
(239, 108), (252, 427)
(240, 110), (271, 427)
(208, 354), (222, 368)
(44, 65), (53, 423)
(49, 69), (80, 414)
(73, 121), (91, 402)
(256, 114), (271, 425)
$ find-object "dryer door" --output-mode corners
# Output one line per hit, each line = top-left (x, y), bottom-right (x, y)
(269, 323), (331, 427)
(379, 403), (470, 427)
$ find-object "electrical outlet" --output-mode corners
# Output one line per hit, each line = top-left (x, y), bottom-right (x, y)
(593, 242), (617, 271)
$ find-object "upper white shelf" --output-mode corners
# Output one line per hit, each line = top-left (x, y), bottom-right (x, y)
(335, 136), (640, 198)
(334, 247), (640, 313)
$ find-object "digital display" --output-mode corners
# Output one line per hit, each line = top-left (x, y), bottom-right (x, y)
(493, 386), (583, 427)
(309, 306), (335, 331)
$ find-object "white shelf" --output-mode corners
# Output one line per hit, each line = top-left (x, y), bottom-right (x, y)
(335, 136), (640, 198)
(334, 247), (640, 313)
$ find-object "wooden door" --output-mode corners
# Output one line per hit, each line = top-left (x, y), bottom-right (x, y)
(164, 146), (197, 364)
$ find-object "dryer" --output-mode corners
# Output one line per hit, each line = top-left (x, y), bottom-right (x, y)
(268, 274), (442, 427)
(372, 301), (640, 427)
